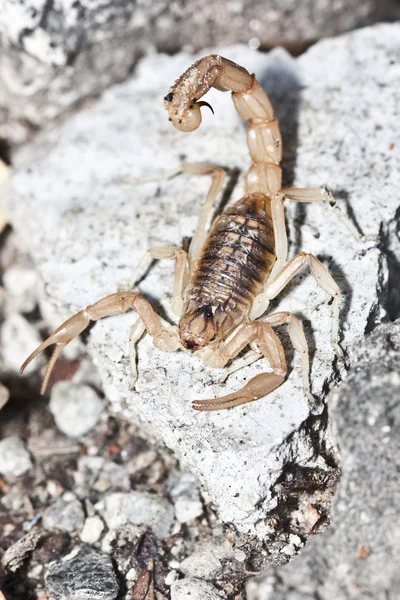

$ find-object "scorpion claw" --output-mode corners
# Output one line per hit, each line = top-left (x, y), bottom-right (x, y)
(192, 372), (285, 411)
(20, 310), (92, 394)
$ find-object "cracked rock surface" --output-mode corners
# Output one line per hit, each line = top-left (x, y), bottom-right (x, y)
(5, 24), (400, 538)
(247, 320), (400, 599)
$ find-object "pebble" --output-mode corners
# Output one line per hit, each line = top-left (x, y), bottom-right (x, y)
(80, 516), (104, 544)
(46, 545), (119, 600)
(100, 491), (175, 538)
(0, 436), (32, 478)
(49, 382), (104, 437)
(167, 472), (203, 523)
(179, 539), (234, 580)
(43, 495), (85, 533)
(171, 577), (223, 600)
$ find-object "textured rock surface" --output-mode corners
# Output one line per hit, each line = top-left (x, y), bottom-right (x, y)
(1, 0), (395, 147)
(246, 320), (400, 599)
(5, 24), (400, 537)
(45, 545), (119, 600)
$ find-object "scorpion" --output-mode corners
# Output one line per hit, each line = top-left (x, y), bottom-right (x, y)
(21, 55), (363, 411)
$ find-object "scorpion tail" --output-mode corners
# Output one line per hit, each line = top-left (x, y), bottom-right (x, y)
(192, 372), (285, 411)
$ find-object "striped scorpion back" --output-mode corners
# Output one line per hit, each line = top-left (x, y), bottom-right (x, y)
(179, 193), (276, 348)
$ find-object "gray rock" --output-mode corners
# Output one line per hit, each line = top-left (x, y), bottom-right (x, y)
(49, 382), (104, 437)
(171, 577), (224, 600)
(167, 472), (203, 523)
(43, 495), (85, 533)
(1, 0), (391, 147)
(0, 436), (32, 478)
(75, 455), (130, 496)
(247, 320), (400, 599)
(5, 24), (400, 539)
(179, 539), (235, 581)
(100, 491), (175, 538)
(45, 545), (119, 600)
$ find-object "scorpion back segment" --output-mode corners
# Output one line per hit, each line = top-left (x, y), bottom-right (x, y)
(22, 55), (344, 410)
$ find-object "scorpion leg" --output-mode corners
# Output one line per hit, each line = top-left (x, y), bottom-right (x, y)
(260, 252), (343, 356)
(125, 246), (188, 318)
(193, 322), (287, 411)
(20, 292), (180, 394)
(181, 163), (226, 270)
(261, 312), (314, 405)
(281, 187), (371, 241)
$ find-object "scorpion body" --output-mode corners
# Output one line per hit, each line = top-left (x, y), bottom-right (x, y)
(22, 54), (360, 410)
(180, 194), (275, 351)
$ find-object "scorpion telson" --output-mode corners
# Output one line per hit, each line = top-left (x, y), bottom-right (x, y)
(22, 54), (366, 410)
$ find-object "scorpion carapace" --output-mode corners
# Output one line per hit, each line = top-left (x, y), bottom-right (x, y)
(22, 54), (362, 411)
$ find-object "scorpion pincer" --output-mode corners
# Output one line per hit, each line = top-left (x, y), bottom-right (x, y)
(22, 54), (360, 411)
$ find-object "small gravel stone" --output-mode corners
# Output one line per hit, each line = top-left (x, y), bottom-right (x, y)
(179, 539), (234, 581)
(46, 545), (119, 600)
(0, 436), (32, 478)
(100, 491), (175, 538)
(43, 496), (85, 533)
(171, 577), (223, 600)
(167, 472), (203, 523)
(94, 460), (130, 492)
(80, 516), (104, 544)
(49, 382), (103, 437)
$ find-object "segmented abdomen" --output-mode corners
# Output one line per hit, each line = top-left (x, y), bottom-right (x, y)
(185, 193), (276, 315)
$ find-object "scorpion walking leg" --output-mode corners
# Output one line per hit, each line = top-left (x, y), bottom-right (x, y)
(20, 292), (180, 394)
(126, 246), (188, 317)
(261, 252), (343, 356)
(261, 312), (314, 405)
(250, 186), (369, 320)
(180, 163), (226, 269)
(193, 322), (287, 411)
(281, 187), (368, 241)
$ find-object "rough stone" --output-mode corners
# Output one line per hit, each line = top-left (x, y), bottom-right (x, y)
(45, 545), (119, 600)
(49, 381), (104, 437)
(1, 1), (394, 147)
(1, 530), (43, 573)
(167, 472), (203, 523)
(0, 436), (32, 478)
(43, 495), (85, 533)
(5, 25), (400, 538)
(179, 539), (235, 581)
(100, 491), (175, 538)
(246, 320), (400, 599)
(171, 577), (223, 600)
